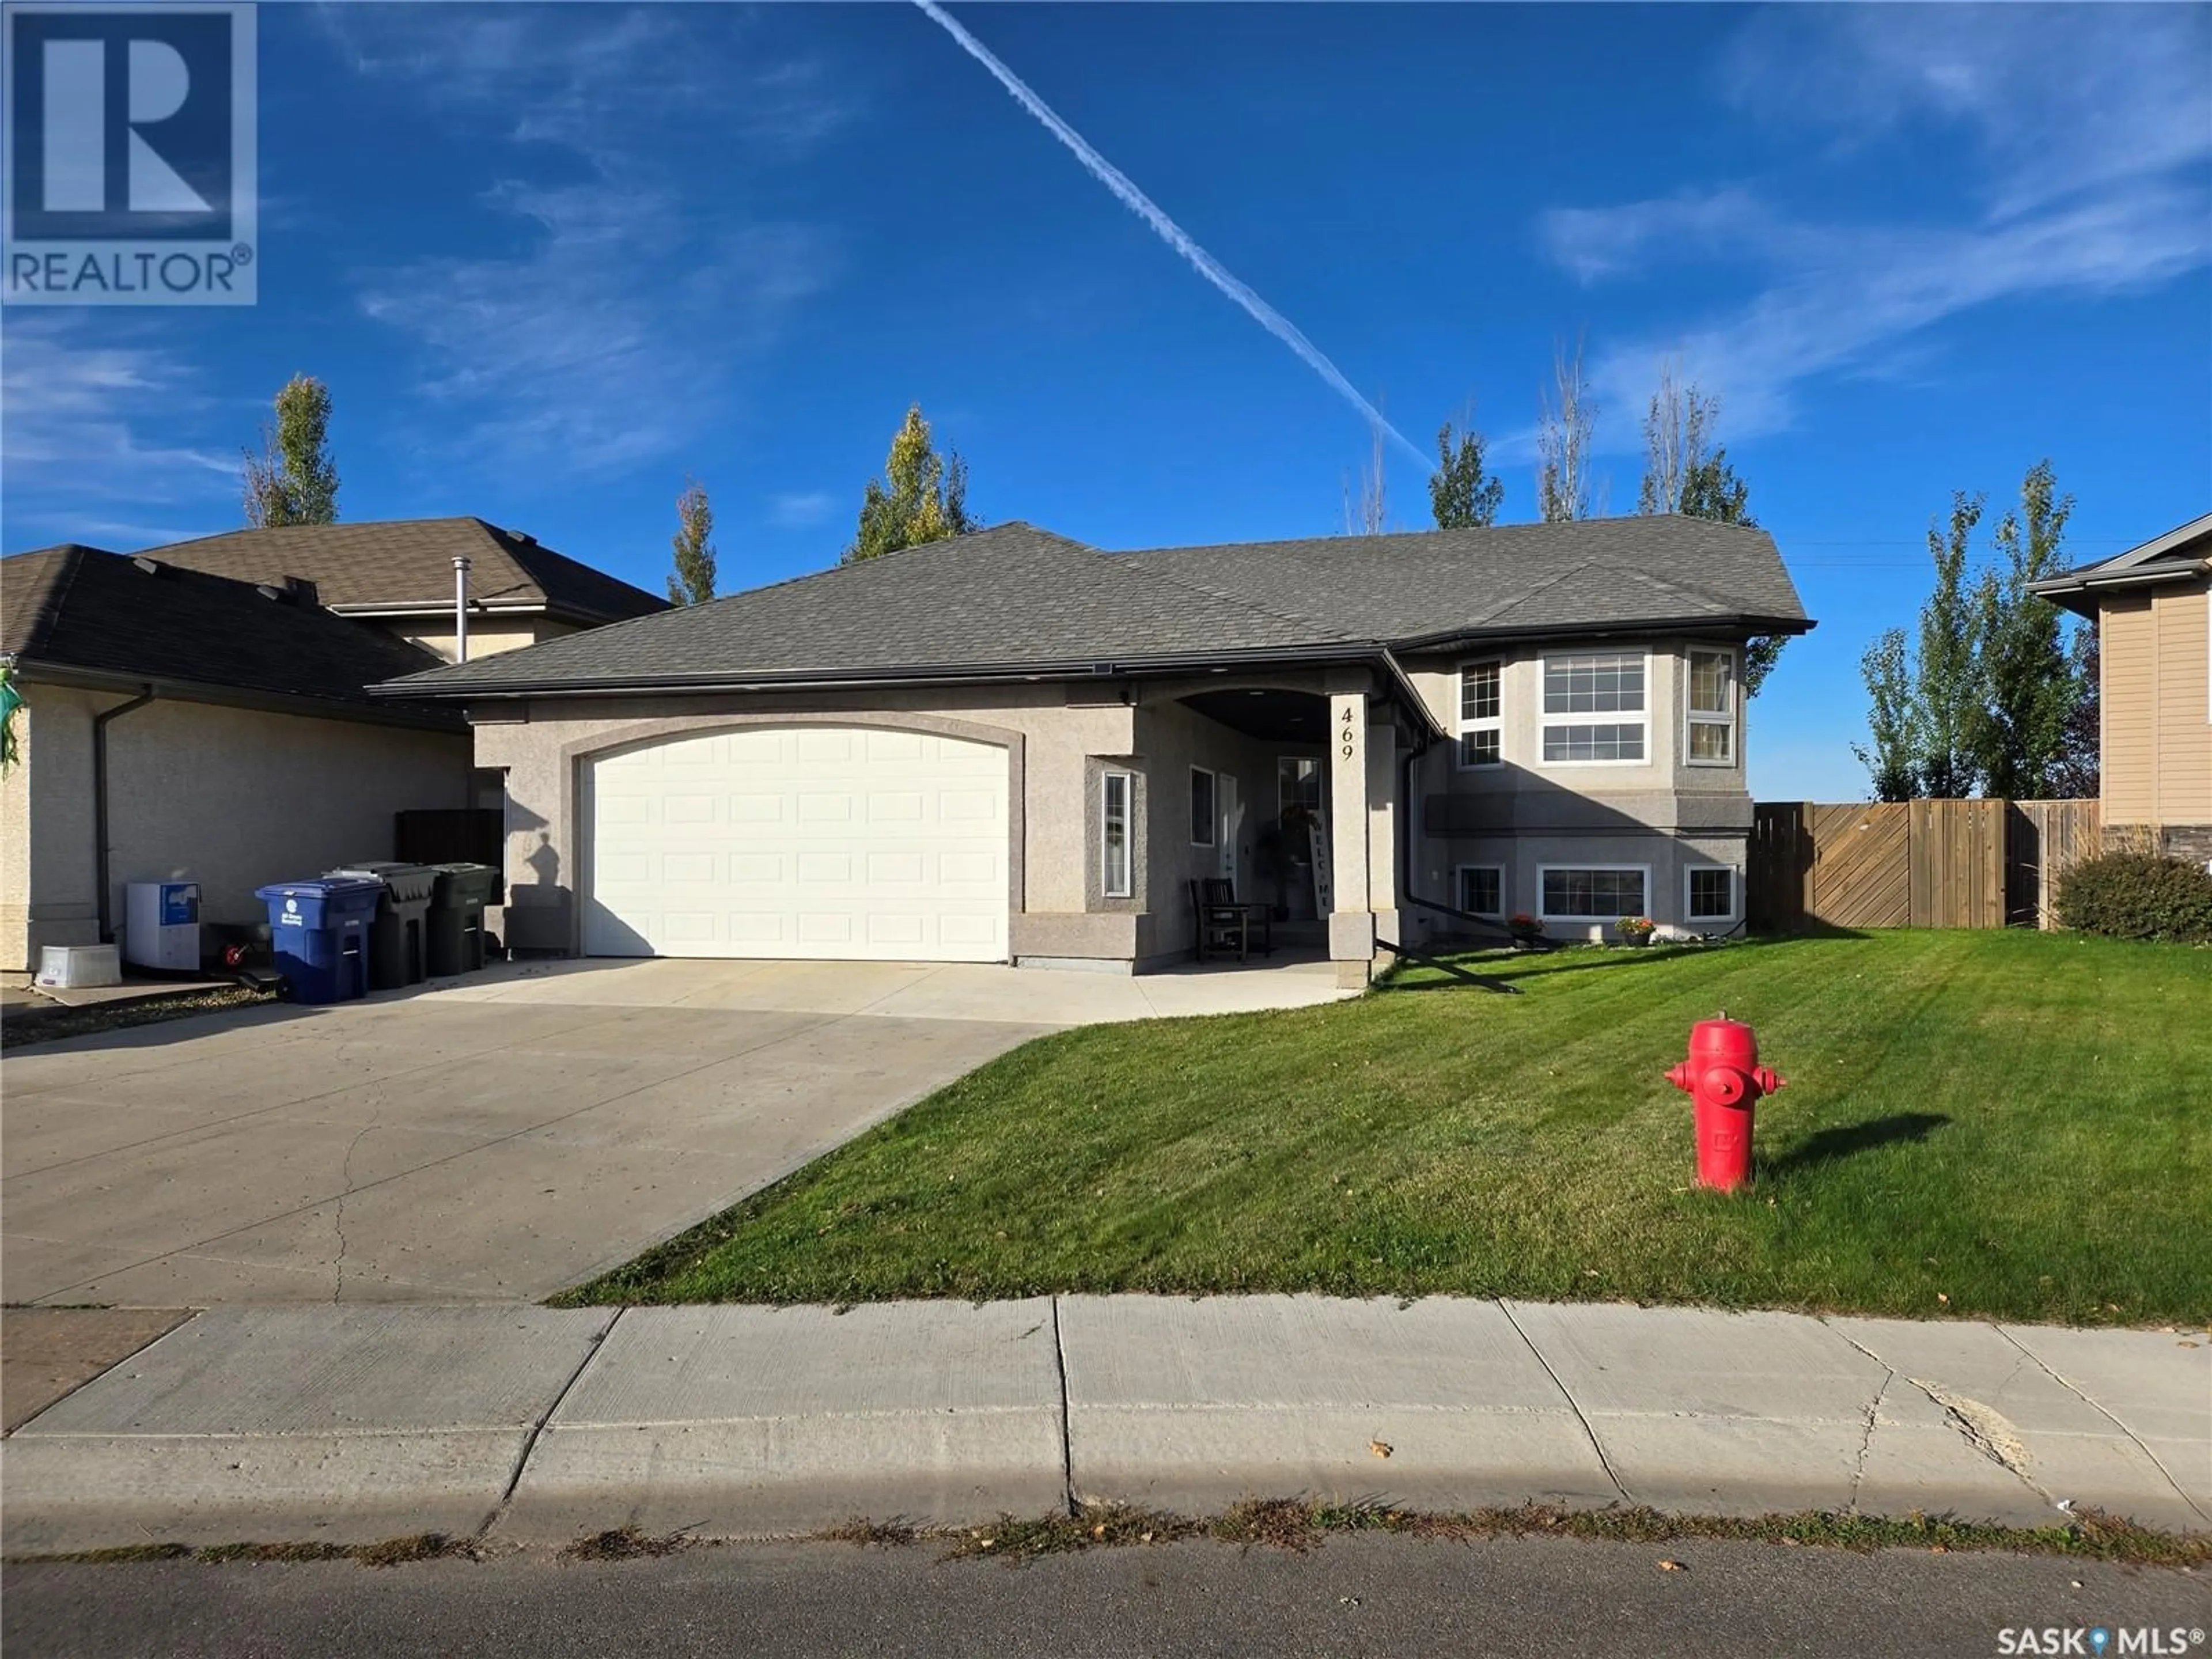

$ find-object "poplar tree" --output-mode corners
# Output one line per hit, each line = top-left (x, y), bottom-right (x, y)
(844, 404), (978, 562)
(1972, 461), (2078, 798)
(666, 478), (718, 606)
(1429, 418), (1503, 529)
(242, 374), (340, 527)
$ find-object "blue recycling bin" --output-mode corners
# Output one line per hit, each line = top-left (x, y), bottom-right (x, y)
(254, 877), (384, 1005)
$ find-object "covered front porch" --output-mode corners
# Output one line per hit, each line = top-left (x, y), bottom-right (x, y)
(1130, 666), (1418, 987)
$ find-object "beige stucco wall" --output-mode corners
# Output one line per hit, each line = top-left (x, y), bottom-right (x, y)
(2100, 582), (2211, 828)
(1127, 690), (1328, 961)
(0, 680), (472, 969)
(1395, 638), (1753, 945)
(3, 684), (109, 969)
(393, 617), (579, 664)
(465, 672), (1389, 970)
(470, 683), (1139, 961)
(1, 694), (55, 969)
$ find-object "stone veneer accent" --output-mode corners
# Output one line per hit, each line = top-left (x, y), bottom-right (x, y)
(2102, 823), (2212, 865)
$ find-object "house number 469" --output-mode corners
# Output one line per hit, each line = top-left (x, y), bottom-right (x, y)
(1340, 707), (1357, 760)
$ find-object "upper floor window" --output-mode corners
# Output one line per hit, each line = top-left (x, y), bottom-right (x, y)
(1541, 652), (1646, 763)
(1457, 661), (1502, 768)
(1687, 649), (1737, 766)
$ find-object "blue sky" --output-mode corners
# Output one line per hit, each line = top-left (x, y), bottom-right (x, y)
(5, 1), (2207, 798)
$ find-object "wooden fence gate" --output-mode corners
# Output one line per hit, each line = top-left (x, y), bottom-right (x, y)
(1748, 798), (2096, 933)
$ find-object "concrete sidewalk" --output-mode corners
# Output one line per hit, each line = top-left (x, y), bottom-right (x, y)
(3, 1297), (2206, 1554)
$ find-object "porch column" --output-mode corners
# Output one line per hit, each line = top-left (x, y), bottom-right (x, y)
(1326, 684), (1375, 984)
(1365, 712), (1400, 956)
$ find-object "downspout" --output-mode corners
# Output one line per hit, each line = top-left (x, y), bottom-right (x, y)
(453, 556), (471, 663)
(93, 687), (157, 943)
(1395, 731), (1514, 943)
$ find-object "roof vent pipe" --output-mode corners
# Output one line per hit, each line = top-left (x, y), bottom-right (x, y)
(453, 555), (471, 663)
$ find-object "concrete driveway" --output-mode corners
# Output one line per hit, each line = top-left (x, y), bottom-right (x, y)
(1, 957), (1349, 1307)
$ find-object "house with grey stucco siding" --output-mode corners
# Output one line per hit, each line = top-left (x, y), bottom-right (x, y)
(377, 517), (1814, 984)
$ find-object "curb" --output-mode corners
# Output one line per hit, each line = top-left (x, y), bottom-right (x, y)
(3, 1298), (2205, 1552)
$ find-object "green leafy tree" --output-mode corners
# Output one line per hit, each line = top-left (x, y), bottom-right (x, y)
(844, 404), (978, 563)
(1851, 627), (1920, 801)
(666, 478), (718, 606)
(2048, 624), (2100, 799)
(242, 374), (339, 527)
(1678, 447), (1787, 697)
(1429, 418), (1503, 529)
(0, 662), (22, 774)
(1914, 491), (1987, 799)
(1971, 460), (2078, 798)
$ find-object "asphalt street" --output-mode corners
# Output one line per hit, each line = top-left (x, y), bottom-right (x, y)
(7, 1535), (2208, 1659)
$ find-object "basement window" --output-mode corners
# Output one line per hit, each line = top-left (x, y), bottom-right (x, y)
(1540, 866), (1649, 920)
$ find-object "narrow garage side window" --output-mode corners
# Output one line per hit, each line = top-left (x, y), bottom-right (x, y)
(1190, 767), (1216, 846)
(1102, 771), (1133, 899)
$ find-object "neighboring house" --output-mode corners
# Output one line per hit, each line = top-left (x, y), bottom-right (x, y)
(2031, 511), (2212, 866)
(140, 517), (666, 664)
(378, 517), (1812, 982)
(0, 545), (473, 971)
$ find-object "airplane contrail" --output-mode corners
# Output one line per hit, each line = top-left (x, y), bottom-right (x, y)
(912, 0), (1430, 475)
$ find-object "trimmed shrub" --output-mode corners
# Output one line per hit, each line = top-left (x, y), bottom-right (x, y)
(2055, 851), (2212, 944)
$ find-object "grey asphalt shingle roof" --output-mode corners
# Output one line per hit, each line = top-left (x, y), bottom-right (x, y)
(1116, 516), (1805, 642)
(3, 544), (460, 724)
(379, 516), (1809, 696)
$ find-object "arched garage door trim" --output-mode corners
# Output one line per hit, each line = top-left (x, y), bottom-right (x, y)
(566, 712), (1024, 961)
(566, 712), (1022, 960)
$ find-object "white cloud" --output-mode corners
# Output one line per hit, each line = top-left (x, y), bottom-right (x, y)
(1536, 4), (2212, 449)
(1718, 4), (2212, 218)
(332, 6), (848, 471)
(359, 183), (833, 469)
(1, 316), (236, 539)
(768, 490), (836, 529)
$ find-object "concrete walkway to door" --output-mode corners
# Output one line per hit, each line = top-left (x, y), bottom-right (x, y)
(0, 957), (1351, 1309)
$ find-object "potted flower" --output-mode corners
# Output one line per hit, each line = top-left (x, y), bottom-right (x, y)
(1616, 915), (1657, 946)
(1507, 912), (1546, 949)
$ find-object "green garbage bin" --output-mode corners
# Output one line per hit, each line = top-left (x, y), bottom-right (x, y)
(325, 862), (435, 990)
(426, 862), (499, 976)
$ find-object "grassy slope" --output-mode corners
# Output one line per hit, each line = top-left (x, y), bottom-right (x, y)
(565, 932), (2212, 1324)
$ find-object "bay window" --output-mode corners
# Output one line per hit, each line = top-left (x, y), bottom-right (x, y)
(1687, 649), (1737, 765)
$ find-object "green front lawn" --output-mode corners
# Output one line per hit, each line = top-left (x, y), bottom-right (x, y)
(563, 931), (2212, 1324)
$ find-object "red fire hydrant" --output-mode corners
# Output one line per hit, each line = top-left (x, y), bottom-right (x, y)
(1665, 1014), (1786, 1193)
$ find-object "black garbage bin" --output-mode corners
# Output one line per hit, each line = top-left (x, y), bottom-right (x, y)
(325, 862), (435, 990)
(426, 862), (499, 976)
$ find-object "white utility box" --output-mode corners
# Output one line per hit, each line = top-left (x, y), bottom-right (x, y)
(36, 944), (121, 989)
(124, 881), (201, 971)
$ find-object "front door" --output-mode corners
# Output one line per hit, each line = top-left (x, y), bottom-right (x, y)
(1218, 774), (1241, 889)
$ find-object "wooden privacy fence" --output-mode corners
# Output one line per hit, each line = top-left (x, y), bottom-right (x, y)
(1748, 798), (2100, 933)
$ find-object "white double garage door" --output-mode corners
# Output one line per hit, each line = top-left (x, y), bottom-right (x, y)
(582, 726), (1009, 962)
